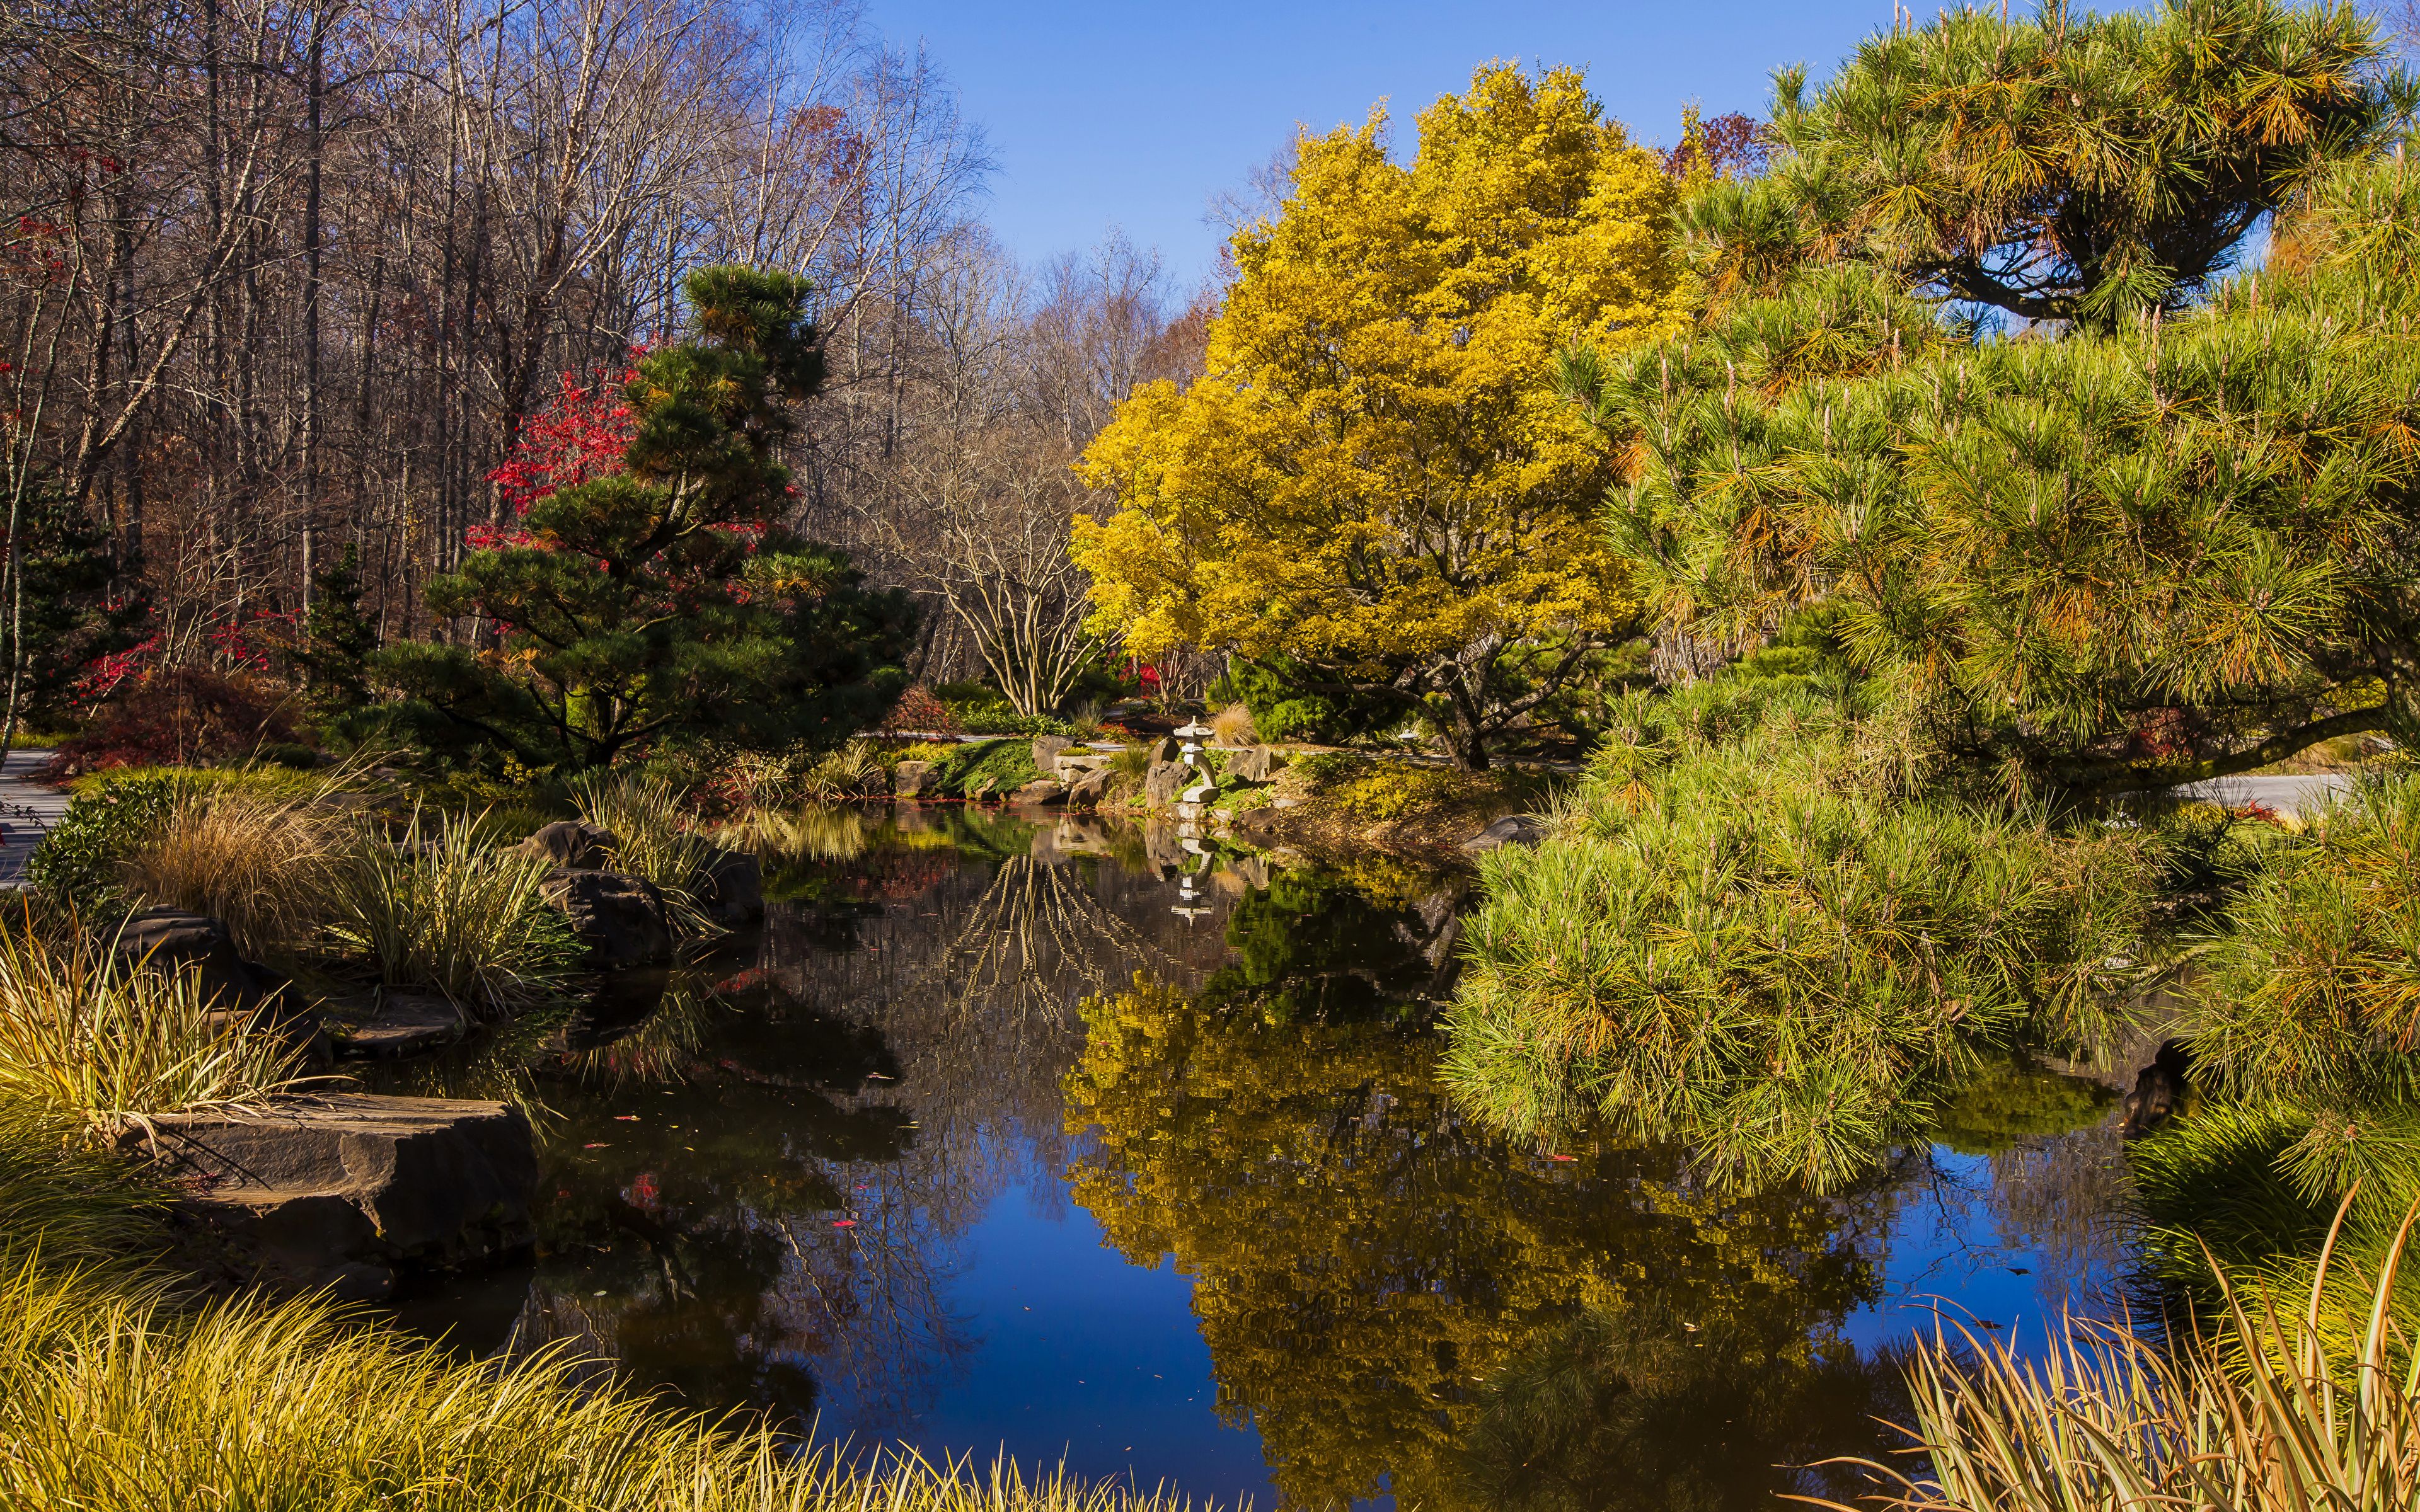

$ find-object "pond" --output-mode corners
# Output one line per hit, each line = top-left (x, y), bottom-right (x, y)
(388, 807), (2139, 1512)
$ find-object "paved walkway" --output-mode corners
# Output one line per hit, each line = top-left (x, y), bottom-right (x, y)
(2169, 772), (2354, 817)
(0, 748), (67, 887)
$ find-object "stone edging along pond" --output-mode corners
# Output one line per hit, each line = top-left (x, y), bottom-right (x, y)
(59, 816), (771, 1305)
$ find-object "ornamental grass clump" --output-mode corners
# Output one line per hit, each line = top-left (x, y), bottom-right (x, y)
(1828, 1215), (2420, 1512)
(569, 770), (720, 937)
(1444, 671), (2160, 1193)
(795, 740), (885, 803)
(115, 776), (359, 962)
(329, 811), (579, 1011)
(0, 924), (306, 1140)
(0, 1257), (1213, 1511)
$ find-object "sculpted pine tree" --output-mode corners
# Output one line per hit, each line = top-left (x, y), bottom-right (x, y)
(1073, 65), (1689, 769)
(1683, 0), (2412, 327)
(380, 266), (914, 769)
(1562, 148), (2420, 795)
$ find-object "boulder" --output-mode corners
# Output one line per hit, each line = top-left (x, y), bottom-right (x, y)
(691, 846), (764, 929)
(121, 1093), (538, 1301)
(1067, 766), (1115, 808)
(116, 909), (331, 1065)
(1053, 750), (1107, 781)
(114, 908), (261, 1007)
(1226, 745), (1280, 782)
(541, 868), (672, 970)
(1143, 759), (1191, 806)
(1460, 814), (1550, 854)
(330, 992), (468, 1059)
(892, 759), (935, 799)
(2122, 1041), (2194, 1137)
(516, 820), (619, 871)
(1032, 735), (1074, 771)
(1011, 778), (1067, 807)
(1150, 735), (1182, 762)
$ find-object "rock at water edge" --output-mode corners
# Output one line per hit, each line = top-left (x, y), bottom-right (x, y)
(893, 759), (935, 799)
(693, 846), (764, 928)
(516, 820), (619, 870)
(1460, 815), (1550, 854)
(542, 868), (673, 969)
(120, 1093), (538, 1300)
(330, 992), (468, 1059)
(116, 908), (331, 1065)
(1067, 767), (1115, 808)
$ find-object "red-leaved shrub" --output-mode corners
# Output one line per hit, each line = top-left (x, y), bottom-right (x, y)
(41, 670), (301, 779)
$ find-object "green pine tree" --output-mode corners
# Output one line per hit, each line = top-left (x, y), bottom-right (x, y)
(378, 266), (916, 769)
(4, 477), (147, 731)
(1681, 0), (2416, 328)
(301, 543), (379, 716)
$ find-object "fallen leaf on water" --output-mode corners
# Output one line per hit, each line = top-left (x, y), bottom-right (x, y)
(614, 1115), (639, 1121)
(583, 1142), (608, 1149)
(1549, 1154), (1577, 1162)
(833, 1219), (856, 1228)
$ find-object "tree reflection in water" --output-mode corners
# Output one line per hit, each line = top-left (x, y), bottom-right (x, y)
(1065, 971), (1906, 1512)
(393, 809), (2133, 1511)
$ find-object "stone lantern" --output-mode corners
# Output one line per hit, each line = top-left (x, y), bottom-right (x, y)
(1172, 721), (1217, 817)
(1169, 719), (1218, 919)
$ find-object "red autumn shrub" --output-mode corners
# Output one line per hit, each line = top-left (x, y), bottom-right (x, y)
(41, 669), (301, 779)
(879, 684), (959, 735)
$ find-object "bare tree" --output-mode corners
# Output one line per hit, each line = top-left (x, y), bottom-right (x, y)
(0, 0), (996, 754)
(855, 232), (1206, 713)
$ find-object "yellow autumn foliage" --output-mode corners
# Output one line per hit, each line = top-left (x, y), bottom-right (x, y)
(1073, 64), (1688, 765)
(1060, 972), (1888, 1511)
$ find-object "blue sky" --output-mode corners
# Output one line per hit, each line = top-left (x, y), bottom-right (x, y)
(861, 0), (1908, 285)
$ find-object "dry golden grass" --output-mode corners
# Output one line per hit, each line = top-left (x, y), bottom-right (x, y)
(117, 779), (358, 961)
(0, 924), (307, 1141)
(0, 1257), (1226, 1511)
(1209, 703), (1258, 747)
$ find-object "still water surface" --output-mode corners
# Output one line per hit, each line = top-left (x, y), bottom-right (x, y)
(395, 808), (2137, 1512)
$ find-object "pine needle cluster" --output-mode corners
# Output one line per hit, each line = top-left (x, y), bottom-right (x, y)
(1442, 660), (2159, 1191)
(1562, 149), (2420, 797)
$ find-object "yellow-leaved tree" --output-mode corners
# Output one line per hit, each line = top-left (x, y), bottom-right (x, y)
(1073, 64), (1688, 769)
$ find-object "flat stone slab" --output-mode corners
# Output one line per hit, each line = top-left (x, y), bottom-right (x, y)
(1461, 814), (1550, 854)
(329, 992), (469, 1058)
(121, 1092), (537, 1298)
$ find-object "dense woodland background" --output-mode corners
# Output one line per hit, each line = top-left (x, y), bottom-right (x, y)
(0, 0), (1211, 719)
